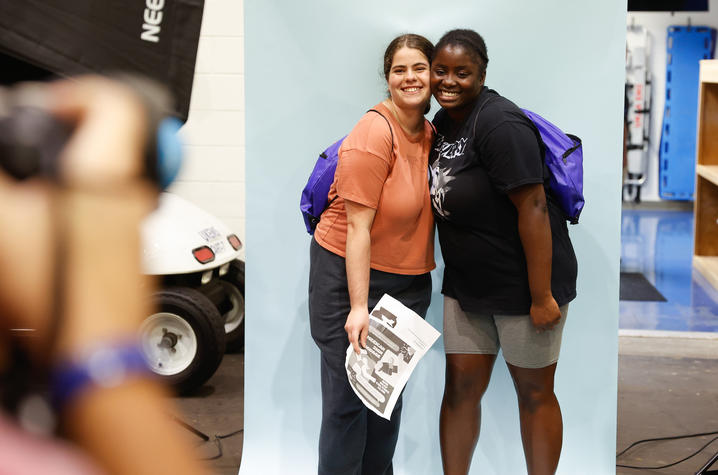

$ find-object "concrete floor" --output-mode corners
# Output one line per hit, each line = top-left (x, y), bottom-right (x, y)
(617, 334), (718, 474)
(174, 334), (718, 475)
(173, 353), (244, 475)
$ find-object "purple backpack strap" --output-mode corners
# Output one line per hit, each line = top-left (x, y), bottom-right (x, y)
(300, 108), (394, 234)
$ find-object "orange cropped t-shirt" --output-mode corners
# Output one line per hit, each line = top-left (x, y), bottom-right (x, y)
(314, 102), (435, 275)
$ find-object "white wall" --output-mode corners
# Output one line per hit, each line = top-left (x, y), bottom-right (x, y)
(171, 0), (246, 259)
(627, 3), (718, 202)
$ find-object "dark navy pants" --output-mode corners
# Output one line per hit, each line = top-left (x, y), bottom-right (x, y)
(308, 239), (431, 475)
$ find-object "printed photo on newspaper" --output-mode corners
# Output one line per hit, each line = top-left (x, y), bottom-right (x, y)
(345, 294), (441, 420)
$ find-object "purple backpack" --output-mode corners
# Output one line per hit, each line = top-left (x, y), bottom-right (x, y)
(521, 109), (584, 224)
(300, 109), (393, 234)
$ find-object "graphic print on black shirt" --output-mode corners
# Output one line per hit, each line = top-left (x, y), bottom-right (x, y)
(428, 135), (465, 218)
(429, 87), (577, 315)
(429, 99), (491, 220)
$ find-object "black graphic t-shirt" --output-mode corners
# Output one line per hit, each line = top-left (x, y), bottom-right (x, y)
(429, 87), (577, 315)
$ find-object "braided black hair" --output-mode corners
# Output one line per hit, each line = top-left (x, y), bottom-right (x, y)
(434, 29), (489, 75)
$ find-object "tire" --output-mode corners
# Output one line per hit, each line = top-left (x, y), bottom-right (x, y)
(140, 287), (226, 394)
(221, 259), (245, 352)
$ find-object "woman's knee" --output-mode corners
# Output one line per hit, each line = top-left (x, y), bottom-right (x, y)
(516, 383), (556, 413)
(511, 371), (557, 413)
(443, 354), (495, 407)
(508, 363), (557, 412)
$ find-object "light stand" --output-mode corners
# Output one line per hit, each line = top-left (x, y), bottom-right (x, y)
(696, 451), (718, 475)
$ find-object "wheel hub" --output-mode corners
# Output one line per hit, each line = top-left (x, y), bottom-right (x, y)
(140, 312), (198, 375)
(158, 328), (180, 353)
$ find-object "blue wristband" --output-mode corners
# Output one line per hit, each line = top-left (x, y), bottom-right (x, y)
(50, 342), (151, 411)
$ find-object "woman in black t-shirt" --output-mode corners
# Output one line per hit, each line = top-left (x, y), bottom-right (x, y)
(429, 29), (577, 474)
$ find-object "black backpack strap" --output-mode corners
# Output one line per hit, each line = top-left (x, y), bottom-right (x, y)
(469, 94), (497, 141)
(367, 108), (395, 158)
(563, 133), (582, 159)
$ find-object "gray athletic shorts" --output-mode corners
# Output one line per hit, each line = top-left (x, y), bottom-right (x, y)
(443, 296), (569, 369)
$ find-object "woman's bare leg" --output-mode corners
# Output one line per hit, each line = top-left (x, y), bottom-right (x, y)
(506, 362), (562, 475)
(440, 353), (497, 475)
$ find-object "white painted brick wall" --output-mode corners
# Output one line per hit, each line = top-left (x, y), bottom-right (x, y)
(172, 0), (246, 259)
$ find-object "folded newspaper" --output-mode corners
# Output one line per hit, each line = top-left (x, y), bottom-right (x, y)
(345, 294), (441, 420)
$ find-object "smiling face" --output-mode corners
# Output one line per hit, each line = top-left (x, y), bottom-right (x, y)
(387, 46), (431, 112)
(431, 44), (485, 121)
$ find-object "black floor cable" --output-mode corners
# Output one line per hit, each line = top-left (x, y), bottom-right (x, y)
(216, 428), (244, 439)
(201, 428), (244, 461)
(204, 438), (223, 461)
(616, 430), (718, 470)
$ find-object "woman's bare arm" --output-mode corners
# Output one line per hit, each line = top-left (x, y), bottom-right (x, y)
(508, 183), (561, 331)
(344, 199), (376, 354)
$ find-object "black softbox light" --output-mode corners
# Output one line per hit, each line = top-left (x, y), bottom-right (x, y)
(0, 0), (205, 122)
(628, 0), (708, 11)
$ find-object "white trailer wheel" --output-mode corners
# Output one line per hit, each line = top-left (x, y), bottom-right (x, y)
(221, 259), (245, 352)
(220, 281), (245, 334)
(143, 287), (226, 394)
(140, 312), (199, 375)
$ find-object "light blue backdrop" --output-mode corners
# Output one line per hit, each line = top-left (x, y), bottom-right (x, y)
(243, 1), (626, 473)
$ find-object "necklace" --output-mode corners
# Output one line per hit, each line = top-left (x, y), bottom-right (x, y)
(386, 100), (423, 138)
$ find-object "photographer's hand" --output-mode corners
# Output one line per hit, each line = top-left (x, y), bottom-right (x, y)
(0, 77), (209, 475)
(0, 77), (152, 350)
(49, 76), (149, 187)
(0, 171), (54, 343)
